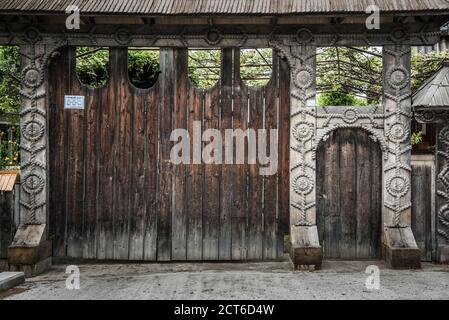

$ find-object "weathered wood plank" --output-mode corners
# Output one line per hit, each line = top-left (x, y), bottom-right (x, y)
(247, 78), (264, 260)
(202, 82), (221, 260)
(231, 49), (248, 260)
(97, 48), (115, 260)
(111, 48), (132, 260)
(411, 157), (434, 261)
(157, 48), (174, 261)
(81, 83), (102, 260)
(218, 48), (233, 260)
(186, 81), (204, 260)
(143, 83), (159, 261)
(171, 48), (188, 261)
(278, 56), (290, 255)
(263, 53), (279, 260)
(0, 192), (13, 258)
(66, 48), (85, 259)
(48, 47), (69, 257)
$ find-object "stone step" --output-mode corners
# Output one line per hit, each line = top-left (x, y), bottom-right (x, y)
(0, 272), (25, 292)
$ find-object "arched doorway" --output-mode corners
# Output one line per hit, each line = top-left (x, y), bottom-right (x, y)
(316, 128), (382, 259)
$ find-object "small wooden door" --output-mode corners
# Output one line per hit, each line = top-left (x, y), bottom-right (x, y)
(317, 128), (382, 259)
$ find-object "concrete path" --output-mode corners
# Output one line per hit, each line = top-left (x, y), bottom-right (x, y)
(2, 261), (449, 300)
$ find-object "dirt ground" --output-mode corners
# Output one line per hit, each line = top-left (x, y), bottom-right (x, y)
(2, 260), (449, 300)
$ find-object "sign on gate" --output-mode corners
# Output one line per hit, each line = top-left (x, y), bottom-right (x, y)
(64, 95), (85, 110)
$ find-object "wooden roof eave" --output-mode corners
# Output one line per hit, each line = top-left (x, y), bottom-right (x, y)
(1, 9), (449, 19)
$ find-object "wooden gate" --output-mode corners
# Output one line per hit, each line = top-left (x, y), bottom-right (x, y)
(48, 47), (290, 261)
(316, 128), (382, 259)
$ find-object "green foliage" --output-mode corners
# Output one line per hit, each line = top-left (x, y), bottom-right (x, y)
(76, 47), (110, 87)
(0, 46), (20, 125)
(411, 49), (449, 92)
(411, 131), (423, 146)
(127, 49), (160, 88)
(188, 49), (273, 88)
(317, 46), (383, 106)
(76, 47), (161, 89)
(239, 49), (273, 87)
(318, 91), (369, 107)
(188, 49), (221, 88)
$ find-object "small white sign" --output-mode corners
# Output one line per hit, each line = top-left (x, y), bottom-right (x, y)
(64, 95), (85, 110)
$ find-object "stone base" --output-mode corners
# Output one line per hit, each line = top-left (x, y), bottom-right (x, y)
(289, 225), (322, 270)
(383, 226), (421, 269)
(436, 245), (449, 264)
(0, 272), (25, 292)
(8, 224), (52, 277)
(9, 257), (52, 278)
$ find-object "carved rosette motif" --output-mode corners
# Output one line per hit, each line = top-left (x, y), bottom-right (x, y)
(19, 31), (66, 224)
(271, 34), (317, 226)
(437, 126), (449, 242)
(383, 33), (413, 227)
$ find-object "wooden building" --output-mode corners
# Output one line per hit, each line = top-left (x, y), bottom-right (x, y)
(0, 0), (448, 275)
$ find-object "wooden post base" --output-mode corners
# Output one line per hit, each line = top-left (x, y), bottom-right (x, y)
(383, 226), (421, 269)
(289, 225), (322, 270)
(8, 224), (52, 277)
(436, 245), (449, 264)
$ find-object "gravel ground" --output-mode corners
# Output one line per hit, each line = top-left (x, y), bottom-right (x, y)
(2, 260), (449, 300)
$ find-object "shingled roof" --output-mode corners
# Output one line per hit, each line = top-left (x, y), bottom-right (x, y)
(0, 0), (449, 15)
(413, 62), (449, 109)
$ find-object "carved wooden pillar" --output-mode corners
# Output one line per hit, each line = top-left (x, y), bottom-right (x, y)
(436, 124), (449, 263)
(382, 43), (420, 268)
(273, 34), (322, 269)
(8, 38), (65, 276)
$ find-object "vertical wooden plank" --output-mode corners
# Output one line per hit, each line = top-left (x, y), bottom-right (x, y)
(202, 82), (221, 260)
(186, 85), (204, 260)
(231, 49), (248, 260)
(66, 47), (85, 259)
(111, 48), (132, 260)
(323, 130), (341, 258)
(0, 192), (13, 258)
(278, 56), (290, 254)
(82, 85), (101, 259)
(219, 48), (233, 260)
(411, 159), (434, 261)
(339, 129), (357, 259)
(97, 48), (115, 260)
(157, 48), (174, 261)
(263, 53), (278, 260)
(143, 85), (159, 261)
(128, 88), (148, 260)
(355, 131), (371, 258)
(247, 82), (264, 260)
(369, 136), (383, 259)
(171, 48), (188, 260)
(48, 47), (69, 257)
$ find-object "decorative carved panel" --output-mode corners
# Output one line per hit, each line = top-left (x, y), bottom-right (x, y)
(437, 125), (449, 244)
(19, 35), (66, 225)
